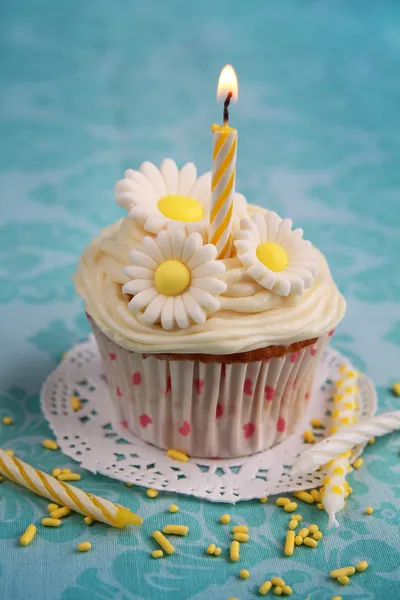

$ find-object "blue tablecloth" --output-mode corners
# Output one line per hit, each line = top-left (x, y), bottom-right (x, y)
(1, 1), (400, 599)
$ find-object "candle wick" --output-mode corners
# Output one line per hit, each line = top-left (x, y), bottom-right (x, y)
(223, 92), (233, 125)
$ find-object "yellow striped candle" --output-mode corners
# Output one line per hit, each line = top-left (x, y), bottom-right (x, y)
(210, 65), (238, 259)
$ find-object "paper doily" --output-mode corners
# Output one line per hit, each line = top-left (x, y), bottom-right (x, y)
(41, 336), (377, 503)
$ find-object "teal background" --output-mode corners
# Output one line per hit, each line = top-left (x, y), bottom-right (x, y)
(1, 1), (400, 598)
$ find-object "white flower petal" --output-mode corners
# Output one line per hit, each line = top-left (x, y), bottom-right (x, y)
(281, 228), (304, 251)
(189, 171), (211, 201)
(191, 261), (225, 278)
(182, 232), (203, 263)
(247, 262), (268, 282)
(189, 286), (220, 312)
(233, 230), (255, 243)
(124, 266), (154, 280)
(187, 244), (217, 270)
(127, 287), (159, 312)
(283, 272), (305, 295)
(143, 214), (169, 234)
(272, 276), (291, 296)
(285, 266), (314, 288)
(122, 279), (152, 295)
(142, 236), (165, 264)
(182, 292), (206, 325)
(233, 192), (248, 219)
(178, 162), (197, 196)
(143, 294), (166, 324)
(173, 295), (190, 328)
(156, 230), (173, 260)
(264, 211), (281, 242)
(128, 205), (158, 227)
(192, 277), (227, 295)
(129, 249), (158, 270)
(234, 239), (254, 254)
(160, 158), (179, 194)
(124, 169), (159, 198)
(275, 218), (293, 244)
(236, 251), (257, 268)
(253, 213), (267, 242)
(258, 270), (278, 290)
(140, 161), (168, 197)
(170, 226), (186, 260)
(116, 191), (137, 210)
(161, 296), (175, 330)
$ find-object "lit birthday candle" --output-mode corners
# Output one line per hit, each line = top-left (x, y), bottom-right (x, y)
(210, 65), (238, 259)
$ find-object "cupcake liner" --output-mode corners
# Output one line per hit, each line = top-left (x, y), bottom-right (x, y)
(89, 316), (329, 458)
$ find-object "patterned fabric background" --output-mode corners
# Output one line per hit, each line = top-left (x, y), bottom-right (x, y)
(1, 1), (400, 599)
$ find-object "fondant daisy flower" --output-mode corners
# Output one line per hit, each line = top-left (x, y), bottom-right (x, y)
(233, 211), (318, 296)
(115, 158), (247, 235)
(122, 227), (227, 330)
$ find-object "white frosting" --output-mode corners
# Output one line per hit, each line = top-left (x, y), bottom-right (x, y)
(74, 205), (346, 355)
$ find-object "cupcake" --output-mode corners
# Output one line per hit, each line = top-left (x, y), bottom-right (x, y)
(75, 159), (345, 458)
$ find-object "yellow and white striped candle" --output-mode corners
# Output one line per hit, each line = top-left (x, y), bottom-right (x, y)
(210, 123), (237, 258)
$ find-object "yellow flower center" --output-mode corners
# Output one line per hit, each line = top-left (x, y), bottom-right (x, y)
(256, 242), (288, 272)
(157, 194), (204, 222)
(154, 260), (191, 296)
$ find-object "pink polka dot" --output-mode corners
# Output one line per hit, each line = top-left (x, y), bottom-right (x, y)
(179, 421), (191, 436)
(243, 423), (255, 439)
(309, 347), (317, 357)
(120, 420), (128, 429)
(329, 329), (335, 336)
(264, 385), (275, 401)
(194, 378), (205, 394)
(165, 376), (171, 394)
(139, 414), (152, 428)
(277, 417), (286, 433)
(109, 353), (117, 360)
(116, 385), (123, 397)
(216, 403), (224, 419)
(290, 351), (300, 363)
(305, 392), (310, 400)
(85, 311), (91, 319)
(132, 371), (142, 385)
(243, 378), (253, 396)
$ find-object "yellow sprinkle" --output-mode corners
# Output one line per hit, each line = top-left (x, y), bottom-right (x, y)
(5, 449), (14, 456)
(330, 566), (355, 578)
(353, 458), (363, 469)
(125, 482), (134, 487)
(313, 531), (323, 541)
(333, 394), (344, 402)
(47, 503), (59, 513)
(338, 365), (347, 373)
(293, 491), (314, 504)
(232, 525), (248, 533)
(52, 468), (62, 477)
(317, 503), (325, 510)
(319, 487), (325, 494)
(228, 598), (239, 600)
(284, 502), (297, 513)
(323, 477), (331, 486)
(392, 382), (400, 395)
(365, 506), (374, 515)
(230, 540), (240, 562)
(214, 547), (222, 556)
(340, 417), (351, 425)
(77, 541), (91, 552)
(344, 402), (354, 410)
(336, 575), (350, 585)
(368, 437), (375, 445)
(340, 450), (352, 459)
(336, 379), (344, 387)
(332, 486), (343, 495)
(310, 418), (324, 428)
(344, 386), (354, 394)
(167, 448), (189, 462)
(220, 513), (230, 523)
(233, 532), (249, 543)
(298, 528), (309, 539)
(292, 514), (303, 521)
(62, 468), (71, 474)
(152, 549), (164, 558)
(152, 530), (175, 554)
(348, 486), (353, 494)
(331, 597), (342, 600)
(70, 396), (82, 411)
(42, 439), (58, 451)
(271, 577), (285, 587)
(355, 560), (369, 572)
(303, 430), (316, 443)
(288, 519), (299, 530)
(303, 537), (318, 548)
(284, 530), (295, 556)
(347, 370), (357, 378)
(332, 409), (341, 419)
(50, 506), (72, 519)
(276, 497), (290, 507)
(84, 516), (93, 525)
(273, 587), (283, 596)
(333, 467), (345, 476)
(162, 524), (188, 536)
(259, 497), (268, 503)
(308, 524), (319, 534)
(206, 543), (216, 555)
(258, 581), (272, 596)
(330, 426), (338, 435)
(169, 504), (179, 513)
(282, 586), (293, 596)
(41, 518), (61, 527)
(146, 488), (158, 498)
(2, 416), (13, 425)
(58, 473), (81, 481)
(20, 524), (37, 546)
(239, 569), (250, 580)
(294, 535), (303, 546)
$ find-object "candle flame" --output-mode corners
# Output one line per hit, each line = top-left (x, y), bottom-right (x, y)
(217, 65), (238, 102)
